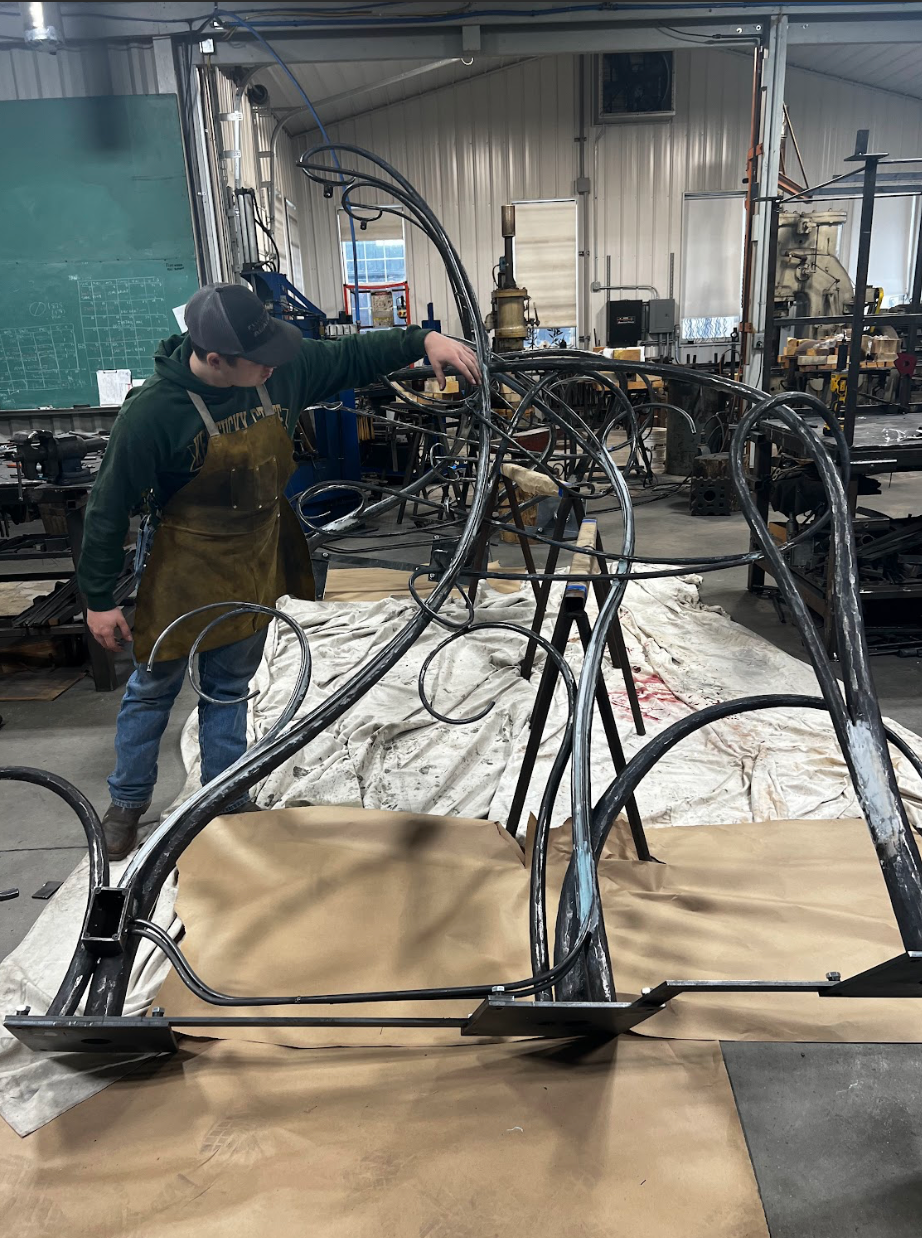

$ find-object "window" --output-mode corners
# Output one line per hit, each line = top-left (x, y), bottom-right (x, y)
(531, 327), (577, 349)
(840, 194), (918, 308)
(681, 194), (745, 341)
(511, 199), (578, 348)
(596, 52), (674, 122)
(339, 212), (407, 328)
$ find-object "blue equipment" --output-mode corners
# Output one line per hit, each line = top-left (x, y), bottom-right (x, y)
(241, 270), (330, 340)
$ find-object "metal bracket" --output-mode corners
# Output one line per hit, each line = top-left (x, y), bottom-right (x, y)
(81, 887), (128, 957)
(462, 995), (662, 1039)
(820, 952), (922, 998)
(5, 1015), (177, 1055)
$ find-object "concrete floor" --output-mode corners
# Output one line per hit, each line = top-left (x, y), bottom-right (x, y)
(0, 662), (193, 954)
(628, 471), (922, 736)
(2, 472), (922, 1233)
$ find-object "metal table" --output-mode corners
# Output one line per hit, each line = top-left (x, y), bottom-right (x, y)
(0, 477), (128, 691)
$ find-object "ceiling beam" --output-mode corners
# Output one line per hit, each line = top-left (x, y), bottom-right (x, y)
(2, 4), (921, 56)
(199, 24), (764, 65)
(191, 16), (922, 65)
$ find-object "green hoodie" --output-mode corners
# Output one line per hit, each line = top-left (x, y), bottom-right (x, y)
(78, 326), (429, 611)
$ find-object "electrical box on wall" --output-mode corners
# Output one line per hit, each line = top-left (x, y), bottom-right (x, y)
(607, 300), (645, 347)
(648, 298), (676, 335)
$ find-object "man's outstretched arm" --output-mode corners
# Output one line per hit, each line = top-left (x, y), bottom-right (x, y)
(292, 325), (481, 407)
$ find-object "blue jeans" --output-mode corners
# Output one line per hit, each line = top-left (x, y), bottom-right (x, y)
(108, 628), (268, 812)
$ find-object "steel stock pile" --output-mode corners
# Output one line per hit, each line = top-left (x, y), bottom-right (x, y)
(3, 146), (922, 1056)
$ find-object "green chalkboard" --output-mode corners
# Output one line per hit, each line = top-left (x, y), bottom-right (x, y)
(0, 94), (200, 409)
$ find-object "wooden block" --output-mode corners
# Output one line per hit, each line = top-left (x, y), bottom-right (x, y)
(573, 517), (600, 576)
(0, 668), (84, 701)
(500, 463), (558, 499)
(497, 484), (538, 543)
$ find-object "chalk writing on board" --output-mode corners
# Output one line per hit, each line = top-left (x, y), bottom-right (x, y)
(78, 276), (169, 375)
(0, 323), (81, 395)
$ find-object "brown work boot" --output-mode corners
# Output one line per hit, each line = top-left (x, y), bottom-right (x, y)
(102, 803), (149, 861)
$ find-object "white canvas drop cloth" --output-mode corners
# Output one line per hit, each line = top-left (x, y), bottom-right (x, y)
(173, 573), (922, 834)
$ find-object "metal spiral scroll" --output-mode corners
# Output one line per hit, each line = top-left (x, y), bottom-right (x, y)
(3, 144), (922, 1037)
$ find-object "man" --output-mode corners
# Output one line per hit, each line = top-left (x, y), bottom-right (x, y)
(78, 282), (480, 860)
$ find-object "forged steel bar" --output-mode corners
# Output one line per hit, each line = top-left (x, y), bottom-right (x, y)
(4, 145), (922, 1053)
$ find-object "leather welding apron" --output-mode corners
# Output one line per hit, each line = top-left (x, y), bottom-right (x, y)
(133, 385), (314, 662)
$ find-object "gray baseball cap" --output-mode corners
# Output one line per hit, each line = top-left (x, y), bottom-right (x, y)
(185, 282), (303, 366)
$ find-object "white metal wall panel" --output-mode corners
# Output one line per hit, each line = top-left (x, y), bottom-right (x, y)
(4, 41), (920, 341)
(290, 50), (754, 336)
(285, 48), (922, 340)
(0, 43), (161, 100)
(292, 55), (578, 334)
(786, 62), (922, 182)
(786, 45), (922, 107)
(592, 50), (753, 344)
(265, 56), (525, 128)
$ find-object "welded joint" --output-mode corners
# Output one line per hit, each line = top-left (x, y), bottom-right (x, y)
(80, 887), (129, 958)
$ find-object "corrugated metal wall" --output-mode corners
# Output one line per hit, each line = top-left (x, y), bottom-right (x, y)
(0, 42), (164, 99)
(290, 50), (756, 338)
(787, 64), (922, 182)
(289, 49), (922, 340)
(2, 40), (920, 339)
(292, 55), (579, 336)
(591, 47), (752, 342)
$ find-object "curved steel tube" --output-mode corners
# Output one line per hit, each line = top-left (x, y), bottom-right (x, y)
(0, 768), (108, 1016)
(8, 143), (920, 1035)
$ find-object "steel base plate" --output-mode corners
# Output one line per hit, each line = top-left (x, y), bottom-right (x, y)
(821, 952), (922, 998)
(462, 995), (661, 1039)
(4, 1015), (178, 1054)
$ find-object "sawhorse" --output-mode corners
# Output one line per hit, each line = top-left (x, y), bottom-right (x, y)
(503, 515), (649, 858)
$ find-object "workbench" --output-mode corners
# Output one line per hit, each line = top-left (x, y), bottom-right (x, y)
(747, 411), (922, 651)
(0, 476), (131, 691)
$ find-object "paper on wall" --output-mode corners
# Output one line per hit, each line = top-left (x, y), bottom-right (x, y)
(95, 369), (132, 407)
(172, 304), (187, 331)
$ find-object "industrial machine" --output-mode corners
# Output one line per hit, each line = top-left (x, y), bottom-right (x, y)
(237, 187), (353, 342)
(2, 429), (107, 487)
(486, 204), (531, 351)
(0, 427), (126, 690)
(242, 269), (340, 342)
(774, 210), (857, 326)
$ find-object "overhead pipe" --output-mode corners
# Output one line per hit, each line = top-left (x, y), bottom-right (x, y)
(592, 256), (661, 299)
(20, 2), (62, 53)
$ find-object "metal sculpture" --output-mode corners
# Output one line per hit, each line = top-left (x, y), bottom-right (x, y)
(4, 146), (922, 1056)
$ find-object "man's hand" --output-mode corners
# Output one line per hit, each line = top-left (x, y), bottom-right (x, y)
(87, 607), (132, 652)
(423, 332), (482, 389)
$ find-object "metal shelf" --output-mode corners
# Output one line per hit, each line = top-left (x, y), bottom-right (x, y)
(755, 559), (922, 616)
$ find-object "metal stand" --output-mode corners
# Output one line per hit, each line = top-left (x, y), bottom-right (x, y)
(520, 491), (645, 738)
(504, 549), (647, 857)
